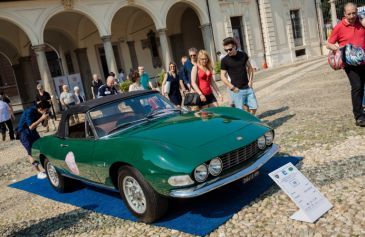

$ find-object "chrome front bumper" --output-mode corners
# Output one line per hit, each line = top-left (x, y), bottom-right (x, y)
(169, 144), (280, 198)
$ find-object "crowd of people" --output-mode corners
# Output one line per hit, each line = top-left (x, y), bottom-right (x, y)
(4, 2), (365, 179)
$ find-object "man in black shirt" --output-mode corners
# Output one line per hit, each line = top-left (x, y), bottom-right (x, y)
(91, 74), (103, 99)
(97, 76), (118, 97)
(220, 37), (257, 115)
(35, 84), (56, 132)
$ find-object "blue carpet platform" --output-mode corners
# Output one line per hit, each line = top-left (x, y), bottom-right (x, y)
(9, 156), (302, 236)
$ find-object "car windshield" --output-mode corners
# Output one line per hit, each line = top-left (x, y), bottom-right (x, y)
(88, 93), (178, 137)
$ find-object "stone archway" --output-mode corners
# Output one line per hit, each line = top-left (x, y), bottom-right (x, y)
(0, 19), (38, 109)
(0, 52), (19, 101)
(166, 2), (205, 67)
(43, 11), (102, 99)
(111, 6), (162, 78)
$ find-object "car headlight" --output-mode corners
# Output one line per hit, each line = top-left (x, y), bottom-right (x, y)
(168, 175), (194, 187)
(264, 130), (274, 145)
(208, 158), (223, 176)
(194, 164), (208, 182)
(257, 136), (266, 150)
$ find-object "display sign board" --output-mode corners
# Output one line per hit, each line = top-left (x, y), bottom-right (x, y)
(53, 73), (85, 99)
(269, 162), (332, 223)
(53, 75), (69, 98)
(67, 73), (85, 98)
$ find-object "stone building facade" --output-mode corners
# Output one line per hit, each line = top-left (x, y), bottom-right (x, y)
(0, 0), (322, 109)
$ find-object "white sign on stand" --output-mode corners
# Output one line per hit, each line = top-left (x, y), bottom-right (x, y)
(269, 162), (332, 223)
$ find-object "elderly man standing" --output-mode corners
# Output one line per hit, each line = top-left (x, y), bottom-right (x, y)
(97, 76), (118, 97)
(60, 85), (78, 110)
(327, 2), (365, 127)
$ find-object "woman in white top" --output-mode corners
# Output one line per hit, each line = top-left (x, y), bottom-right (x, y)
(128, 70), (145, 92)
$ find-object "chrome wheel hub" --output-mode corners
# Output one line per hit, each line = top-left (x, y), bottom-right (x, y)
(47, 162), (59, 187)
(122, 176), (146, 214)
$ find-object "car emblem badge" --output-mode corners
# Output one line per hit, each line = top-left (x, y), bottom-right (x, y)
(236, 136), (243, 141)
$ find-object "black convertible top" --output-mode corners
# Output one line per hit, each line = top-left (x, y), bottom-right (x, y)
(65, 90), (158, 114)
(57, 90), (159, 138)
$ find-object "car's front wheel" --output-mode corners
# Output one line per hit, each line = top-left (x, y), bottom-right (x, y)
(44, 158), (70, 193)
(118, 166), (168, 223)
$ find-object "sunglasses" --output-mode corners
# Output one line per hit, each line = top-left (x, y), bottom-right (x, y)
(224, 48), (234, 52)
(189, 54), (197, 57)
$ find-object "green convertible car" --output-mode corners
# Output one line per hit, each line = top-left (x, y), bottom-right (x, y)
(32, 90), (279, 223)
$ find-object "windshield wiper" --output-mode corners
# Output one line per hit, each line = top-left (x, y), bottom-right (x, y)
(107, 118), (147, 135)
(146, 108), (181, 119)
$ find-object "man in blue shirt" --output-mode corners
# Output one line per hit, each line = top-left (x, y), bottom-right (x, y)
(182, 48), (198, 91)
(17, 101), (50, 179)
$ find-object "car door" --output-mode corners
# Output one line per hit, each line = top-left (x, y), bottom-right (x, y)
(56, 112), (100, 183)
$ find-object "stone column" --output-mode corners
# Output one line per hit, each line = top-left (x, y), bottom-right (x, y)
(157, 28), (173, 71)
(329, 0), (338, 28)
(12, 56), (36, 106)
(101, 35), (118, 74)
(200, 23), (216, 62)
(127, 41), (138, 69)
(257, 0), (278, 67)
(74, 48), (92, 100)
(59, 45), (69, 75)
(32, 44), (59, 112)
(316, 0), (325, 42)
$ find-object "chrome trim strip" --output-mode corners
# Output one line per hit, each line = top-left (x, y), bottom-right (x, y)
(169, 144), (280, 198)
(61, 173), (119, 193)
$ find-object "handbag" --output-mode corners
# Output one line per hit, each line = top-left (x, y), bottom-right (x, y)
(183, 92), (201, 106)
(163, 81), (171, 94)
(328, 47), (345, 70)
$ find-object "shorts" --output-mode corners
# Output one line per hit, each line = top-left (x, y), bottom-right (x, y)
(230, 88), (258, 110)
(199, 93), (217, 107)
(20, 130), (40, 155)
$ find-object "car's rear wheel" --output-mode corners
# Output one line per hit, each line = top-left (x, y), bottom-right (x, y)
(44, 158), (70, 193)
(118, 166), (168, 223)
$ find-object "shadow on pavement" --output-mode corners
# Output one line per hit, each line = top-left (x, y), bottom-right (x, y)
(8, 205), (95, 237)
(264, 113), (295, 129)
(258, 106), (289, 119)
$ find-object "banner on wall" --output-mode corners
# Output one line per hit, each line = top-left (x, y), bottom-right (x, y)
(67, 73), (85, 98)
(53, 76), (69, 98)
(53, 73), (85, 99)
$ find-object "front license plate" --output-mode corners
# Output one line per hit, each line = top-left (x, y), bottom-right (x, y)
(242, 170), (260, 184)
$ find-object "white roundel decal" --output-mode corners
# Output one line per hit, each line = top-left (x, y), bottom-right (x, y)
(65, 151), (80, 175)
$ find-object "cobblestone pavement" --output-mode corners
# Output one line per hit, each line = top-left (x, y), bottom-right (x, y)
(0, 57), (364, 237)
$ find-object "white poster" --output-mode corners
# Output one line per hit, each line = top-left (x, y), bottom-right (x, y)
(67, 73), (85, 97)
(269, 162), (332, 223)
(53, 76), (69, 98)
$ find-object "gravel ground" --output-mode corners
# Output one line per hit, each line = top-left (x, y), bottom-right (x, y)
(0, 57), (364, 236)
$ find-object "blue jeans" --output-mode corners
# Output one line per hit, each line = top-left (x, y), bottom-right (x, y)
(230, 88), (258, 110)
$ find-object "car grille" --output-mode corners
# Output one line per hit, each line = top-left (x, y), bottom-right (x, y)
(220, 141), (261, 171)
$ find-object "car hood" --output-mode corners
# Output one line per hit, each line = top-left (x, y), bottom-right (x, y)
(120, 108), (268, 149)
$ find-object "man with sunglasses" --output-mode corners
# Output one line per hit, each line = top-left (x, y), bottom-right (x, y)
(182, 47), (198, 92)
(220, 37), (257, 114)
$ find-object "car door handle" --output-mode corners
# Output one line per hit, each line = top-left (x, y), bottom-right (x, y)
(60, 144), (69, 147)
